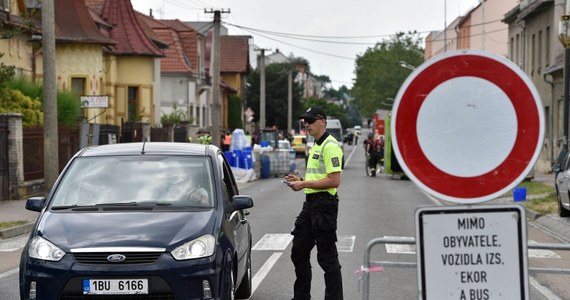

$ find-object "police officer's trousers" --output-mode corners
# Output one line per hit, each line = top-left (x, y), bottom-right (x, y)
(291, 192), (343, 300)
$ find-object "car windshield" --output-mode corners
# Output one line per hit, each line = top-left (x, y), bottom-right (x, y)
(50, 156), (215, 209)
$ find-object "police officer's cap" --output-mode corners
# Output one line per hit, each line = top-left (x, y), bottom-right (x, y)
(299, 106), (326, 120)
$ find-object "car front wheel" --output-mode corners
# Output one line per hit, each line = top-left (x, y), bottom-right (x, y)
(235, 250), (252, 299)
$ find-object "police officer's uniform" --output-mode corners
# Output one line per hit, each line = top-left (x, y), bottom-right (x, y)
(291, 131), (344, 300)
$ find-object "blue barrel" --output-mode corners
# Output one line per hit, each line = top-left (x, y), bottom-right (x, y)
(260, 155), (270, 178)
(242, 150), (253, 169)
(232, 150), (241, 168)
(289, 149), (296, 172)
(224, 151), (234, 166)
(260, 140), (269, 147)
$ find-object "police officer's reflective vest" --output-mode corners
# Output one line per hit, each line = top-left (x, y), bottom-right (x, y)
(305, 133), (343, 196)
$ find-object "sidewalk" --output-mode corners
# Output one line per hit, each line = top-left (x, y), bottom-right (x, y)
(0, 199), (39, 239)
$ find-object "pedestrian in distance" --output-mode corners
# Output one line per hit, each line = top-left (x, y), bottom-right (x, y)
(363, 133), (381, 177)
(284, 106), (344, 300)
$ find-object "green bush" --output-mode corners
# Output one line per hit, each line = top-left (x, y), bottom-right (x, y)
(161, 104), (191, 125)
(5, 77), (80, 127)
(57, 90), (80, 127)
(0, 89), (43, 126)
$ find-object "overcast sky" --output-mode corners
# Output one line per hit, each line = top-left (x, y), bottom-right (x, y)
(132, 0), (482, 89)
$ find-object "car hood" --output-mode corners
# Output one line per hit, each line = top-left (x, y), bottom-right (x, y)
(36, 210), (217, 250)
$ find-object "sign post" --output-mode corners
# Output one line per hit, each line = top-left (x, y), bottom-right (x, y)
(416, 205), (528, 299)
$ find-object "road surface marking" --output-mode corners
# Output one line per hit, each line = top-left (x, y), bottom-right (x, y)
(251, 252), (281, 295)
(384, 236), (416, 254)
(530, 276), (562, 300)
(252, 234), (293, 251)
(528, 240), (561, 258)
(0, 235), (28, 252)
(337, 235), (355, 252)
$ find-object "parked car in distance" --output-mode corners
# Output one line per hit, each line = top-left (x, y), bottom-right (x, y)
(354, 125), (362, 135)
(19, 142), (254, 299)
(291, 134), (306, 157)
(555, 151), (570, 217)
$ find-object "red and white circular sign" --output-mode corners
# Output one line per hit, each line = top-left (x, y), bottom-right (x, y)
(391, 50), (544, 203)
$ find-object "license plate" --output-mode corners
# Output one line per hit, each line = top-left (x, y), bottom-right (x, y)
(83, 279), (148, 295)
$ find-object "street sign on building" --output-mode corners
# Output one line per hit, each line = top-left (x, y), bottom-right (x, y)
(415, 205), (528, 299)
(80, 96), (109, 108)
(391, 50), (544, 203)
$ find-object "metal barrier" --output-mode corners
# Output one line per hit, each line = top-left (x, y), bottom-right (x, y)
(360, 236), (570, 300)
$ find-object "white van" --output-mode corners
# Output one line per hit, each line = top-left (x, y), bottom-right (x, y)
(305, 118), (345, 168)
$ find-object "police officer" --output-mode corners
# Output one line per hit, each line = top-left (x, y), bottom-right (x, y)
(285, 106), (344, 300)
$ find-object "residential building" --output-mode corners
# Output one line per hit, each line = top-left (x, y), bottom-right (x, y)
(138, 15), (211, 128)
(425, 0), (518, 59)
(504, 0), (563, 173)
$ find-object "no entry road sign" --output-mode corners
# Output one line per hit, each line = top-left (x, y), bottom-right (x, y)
(391, 50), (544, 203)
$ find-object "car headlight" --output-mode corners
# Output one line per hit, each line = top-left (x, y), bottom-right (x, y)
(171, 234), (216, 260)
(28, 236), (65, 261)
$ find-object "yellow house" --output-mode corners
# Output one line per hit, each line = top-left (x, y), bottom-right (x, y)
(0, 0), (165, 129)
(87, 0), (164, 127)
(0, 1), (35, 79)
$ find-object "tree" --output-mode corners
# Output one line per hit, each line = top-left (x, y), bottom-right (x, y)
(352, 31), (424, 118)
(302, 97), (351, 130)
(245, 63), (304, 130)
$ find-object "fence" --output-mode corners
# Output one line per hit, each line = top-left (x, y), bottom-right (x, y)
(22, 126), (80, 181)
(0, 116), (8, 200)
(360, 236), (570, 300)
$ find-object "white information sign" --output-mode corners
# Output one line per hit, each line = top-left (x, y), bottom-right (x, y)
(415, 205), (528, 299)
(81, 96), (109, 108)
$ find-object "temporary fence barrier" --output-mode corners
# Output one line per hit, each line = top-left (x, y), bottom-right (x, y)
(360, 236), (570, 300)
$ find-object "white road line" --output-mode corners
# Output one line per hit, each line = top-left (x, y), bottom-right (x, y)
(251, 252), (282, 295)
(530, 276), (562, 300)
(337, 235), (355, 252)
(344, 144), (357, 166)
(0, 268), (18, 280)
(252, 234), (293, 251)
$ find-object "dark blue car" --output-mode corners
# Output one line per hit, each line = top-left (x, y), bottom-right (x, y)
(19, 142), (254, 299)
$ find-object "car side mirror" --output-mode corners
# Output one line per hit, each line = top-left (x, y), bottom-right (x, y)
(232, 195), (254, 211)
(26, 197), (46, 212)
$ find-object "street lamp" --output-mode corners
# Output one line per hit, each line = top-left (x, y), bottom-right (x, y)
(399, 61), (416, 71)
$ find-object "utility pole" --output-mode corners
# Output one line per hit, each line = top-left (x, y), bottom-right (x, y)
(205, 9), (230, 148)
(42, 0), (58, 189)
(287, 69), (292, 134)
(557, 1), (570, 170)
(259, 49), (266, 129)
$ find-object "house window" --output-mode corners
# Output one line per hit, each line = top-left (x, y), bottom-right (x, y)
(546, 26), (551, 67)
(538, 30), (542, 72)
(71, 77), (85, 96)
(509, 37), (514, 61)
(531, 33), (535, 73)
(513, 34), (521, 67)
(128, 87), (139, 122)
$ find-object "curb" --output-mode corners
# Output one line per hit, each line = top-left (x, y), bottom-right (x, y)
(0, 223), (34, 240)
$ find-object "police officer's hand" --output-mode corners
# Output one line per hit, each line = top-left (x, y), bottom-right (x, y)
(284, 174), (304, 192)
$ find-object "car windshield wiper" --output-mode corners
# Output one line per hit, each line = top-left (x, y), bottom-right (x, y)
(51, 205), (94, 210)
(94, 202), (138, 206)
(95, 201), (173, 207)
